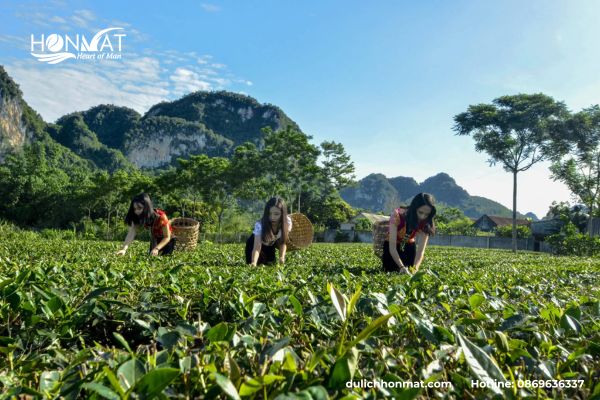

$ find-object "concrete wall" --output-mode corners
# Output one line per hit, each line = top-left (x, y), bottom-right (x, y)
(321, 230), (552, 252)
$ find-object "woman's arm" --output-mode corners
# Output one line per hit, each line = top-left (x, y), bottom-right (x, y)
(250, 233), (262, 266)
(116, 224), (137, 255)
(278, 241), (287, 264)
(150, 226), (172, 256)
(388, 224), (407, 271)
(413, 232), (429, 271)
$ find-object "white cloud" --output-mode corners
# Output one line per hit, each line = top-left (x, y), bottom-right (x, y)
(200, 3), (221, 13)
(49, 16), (67, 24)
(169, 67), (212, 96)
(197, 55), (212, 64)
(4, 60), (171, 122)
(2, 5), (252, 126)
(74, 9), (95, 22)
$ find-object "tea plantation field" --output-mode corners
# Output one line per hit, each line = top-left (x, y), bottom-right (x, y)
(0, 232), (599, 399)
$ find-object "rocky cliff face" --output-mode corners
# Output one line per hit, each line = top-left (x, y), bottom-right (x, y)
(0, 72), (36, 162)
(0, 66), (300, 170)
(123, 116), (233, 168)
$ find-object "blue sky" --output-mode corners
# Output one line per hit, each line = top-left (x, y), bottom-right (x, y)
(2, 0), (599, 217)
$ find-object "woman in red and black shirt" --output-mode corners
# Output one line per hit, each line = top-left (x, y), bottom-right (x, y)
(383, 193), (436, 274)
(116, 193), (176, 256)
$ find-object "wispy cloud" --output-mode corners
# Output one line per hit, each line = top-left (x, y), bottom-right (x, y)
(170, 67), (212, 97)
(2, 5), (251, 122)
(200, 3), (221, 13)
(4, 55), (243, 123)
(70, 9), (96, 29)
(13, 8), (98, 32)
(4, 60), (169, 122)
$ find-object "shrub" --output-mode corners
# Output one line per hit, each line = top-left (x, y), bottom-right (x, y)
(437, 217), (479, 236)
(547, 222), (600, 256)
(495, 225), (532, 238)
(354, 218), (373, 231)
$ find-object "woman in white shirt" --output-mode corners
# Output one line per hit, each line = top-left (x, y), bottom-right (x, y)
(245, 197), (292, 266)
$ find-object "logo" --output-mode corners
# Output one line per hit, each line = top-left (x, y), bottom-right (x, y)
(30, 27), (126, 64)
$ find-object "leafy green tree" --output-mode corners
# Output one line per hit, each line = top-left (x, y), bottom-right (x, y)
(435, 206), (478, 236)
(545, 201), (588, 232)
(320, 141), (356, 190)
(0, 144), (72, 227)
(303, 193), (354, 229)
(549, 106), (600, 216)
(454, 93), (568, 252)
(435, 207), (465, 225)
(175, 155), (236, 236)
(229, 142), (269, 201)
(262, 126), (321, 213)
(354, 218), (373, 231)
(495, 225), (532, 238)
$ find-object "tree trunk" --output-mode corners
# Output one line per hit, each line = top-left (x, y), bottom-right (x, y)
(218, 208), (223, 244)
(115, 209), (120, 240)
(512, 171), (517, 253)
(106, 209), (111, 241)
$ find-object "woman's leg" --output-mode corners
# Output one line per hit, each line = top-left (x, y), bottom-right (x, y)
(159, 237), (176, 256)
(245, 234), (255, 264)
(382, 240), (401, 272)
(399, 243), (417, 267)
(261, 243), (276, 265)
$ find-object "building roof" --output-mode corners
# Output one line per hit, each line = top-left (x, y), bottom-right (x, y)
(351, 212), (390, 224)
(475, 215), (531, 227)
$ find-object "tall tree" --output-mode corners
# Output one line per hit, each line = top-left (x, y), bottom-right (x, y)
(549, 106), (600, 217)
(229, 142), (269, 201)
(176, 154), (235, 237)
(261, 126), (321, 212)
(320, 141), (356, 190)
(453, 93), (568, 252)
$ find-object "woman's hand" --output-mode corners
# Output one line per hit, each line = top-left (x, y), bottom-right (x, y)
(279, 257), (285, 265)
(116, 248), (127, 256)
(150, 247), (160, 256)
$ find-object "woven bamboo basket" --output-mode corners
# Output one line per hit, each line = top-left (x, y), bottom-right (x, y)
(170, 217), (200, 251)
(373, 219), (390, 259)
(286, 213), (314, 251)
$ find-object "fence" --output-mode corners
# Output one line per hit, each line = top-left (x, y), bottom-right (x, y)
(200, 232), (249, 243)
(316, 230), (552, 252)
(588, 217), (600, 237)
(197, 230), (553, 252)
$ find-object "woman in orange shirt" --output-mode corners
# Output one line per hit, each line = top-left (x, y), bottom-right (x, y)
(116, 193), (176, 256)
(383, 193), (436, 274)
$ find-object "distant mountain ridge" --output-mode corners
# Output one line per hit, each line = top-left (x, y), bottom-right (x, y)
(340, 172), (536, 219)
(0, 66), (537, 219)
(0, 65), (300, 170)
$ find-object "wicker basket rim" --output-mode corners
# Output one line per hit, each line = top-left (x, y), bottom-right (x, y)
(170, 217), (200, 226)
(287, 213), (313, 249)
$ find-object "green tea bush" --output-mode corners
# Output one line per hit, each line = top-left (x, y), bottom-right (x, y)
(0, 234), (598, 399)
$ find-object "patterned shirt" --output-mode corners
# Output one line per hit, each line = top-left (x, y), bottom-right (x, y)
(253, 215), (293, 246)
(386, 207), (426, 244)
(144, 209), (173, 240)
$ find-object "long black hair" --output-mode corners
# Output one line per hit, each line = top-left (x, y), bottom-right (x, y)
(124, 193), (157, 227)
(260, 197), (289, 244)
(406, 192), (436, 235)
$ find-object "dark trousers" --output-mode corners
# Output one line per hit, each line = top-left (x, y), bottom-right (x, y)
(382, 240), (416, 272)
(245, 234), (277, 265)
(149, 237), (176, 256)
